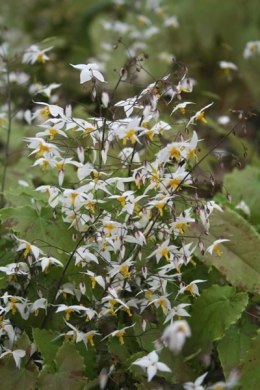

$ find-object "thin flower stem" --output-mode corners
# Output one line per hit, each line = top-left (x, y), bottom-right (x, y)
(1, 59), (12, 207)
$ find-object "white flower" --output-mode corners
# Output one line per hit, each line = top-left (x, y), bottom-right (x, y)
(206, 239), (230, 257)
(22, 45), (52, 64)
(183, 372), (207, 390)
(218, 61), (238, 71)
(132, 350), (171, 382)
(15, 237), (43, 261)
(187, 103), (214, 127)
(178, 280), (206, 297)
(217, 115), (230, 125)
(171, 102), (195, 116)
(37, 256), (64, 272)
(243, 41), (260, 58)
(164, 303), (191, 323)
(70, 63), (105, 83)
(102, 324), (135, 345)
(0, 349), (26, 368)
(164, 15), (179, 28)
(161, 320), (191, 353)
(0, 262), (29, 276)
(235, 200), (250, 216)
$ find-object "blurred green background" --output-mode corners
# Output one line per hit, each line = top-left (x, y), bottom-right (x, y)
(1, 0), (260, 166)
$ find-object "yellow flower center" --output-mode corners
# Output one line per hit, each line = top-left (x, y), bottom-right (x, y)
(104, 223), (115, 236)
(85, 200), (96, 212)
(86, 334), (95, 346)
(56, 162), (64, 171)
(123, 129), (136, 145)
(24, 243), (31, 257)
(36, 143), (50, 158)
(185, 284), (196, 297)
(119, 264), (130, 278)
(116, 330), (125, 345)
(196, 111), (207, 124)
(145, 290), (153, 301)
(69, 192), (78, 205)
(90, 276), (96, 289)
(42, 159), (50, 170)
(187, 148), (197, 159)
(157, 297), (167, 308)
(169, 147), (181, 160)
(10, 298), (17, 315)
(37, 53), (45, 63)
(83, 127), (94, 137)
(155, 202), (166, 216)
(40, 106), (50, 119)
(65, 308), (73, 321)
(213, 244), (222, 257)
(117, 196), (126, 207)
(168, 178), (182, 190)
(175, 222), (190, 235)
(49, 128), (58, 140)
(160, 247), (170, 261)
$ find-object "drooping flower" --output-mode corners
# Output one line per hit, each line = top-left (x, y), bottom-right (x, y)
(161, 320), (191, 353)
(206, 239), (230, 257)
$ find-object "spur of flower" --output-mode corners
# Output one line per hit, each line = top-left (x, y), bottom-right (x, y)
(132, 350), (171, 382)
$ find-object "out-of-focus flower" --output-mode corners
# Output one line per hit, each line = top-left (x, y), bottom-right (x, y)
(183, 372), (208, 390)
(161, 320), (191, 353)
(235, 200), (251, 216)
(22, 45), (52, 64)
(217, 115), (230, 125)
(218, 61), (238, 71)
(243, 41), (260, 58)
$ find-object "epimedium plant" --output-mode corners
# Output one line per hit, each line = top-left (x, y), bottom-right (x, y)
(0, 33), (260, 390)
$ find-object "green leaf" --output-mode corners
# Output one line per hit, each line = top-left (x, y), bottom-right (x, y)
(201, 208), (260, 294)
(218, 316), (258, 377)
(223, 166), (260, 226)
(0, 365), (38, 390)
(32, 328), (61, 366)
(107, 336), (130, 363)
(38, 342), (86, 390)
(75, 343), (97, 380)
(0, 331), (38, 390)
(186, 285), (248, 353)
(240, 332), (260, 390)
(0, 205), (74, 257)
